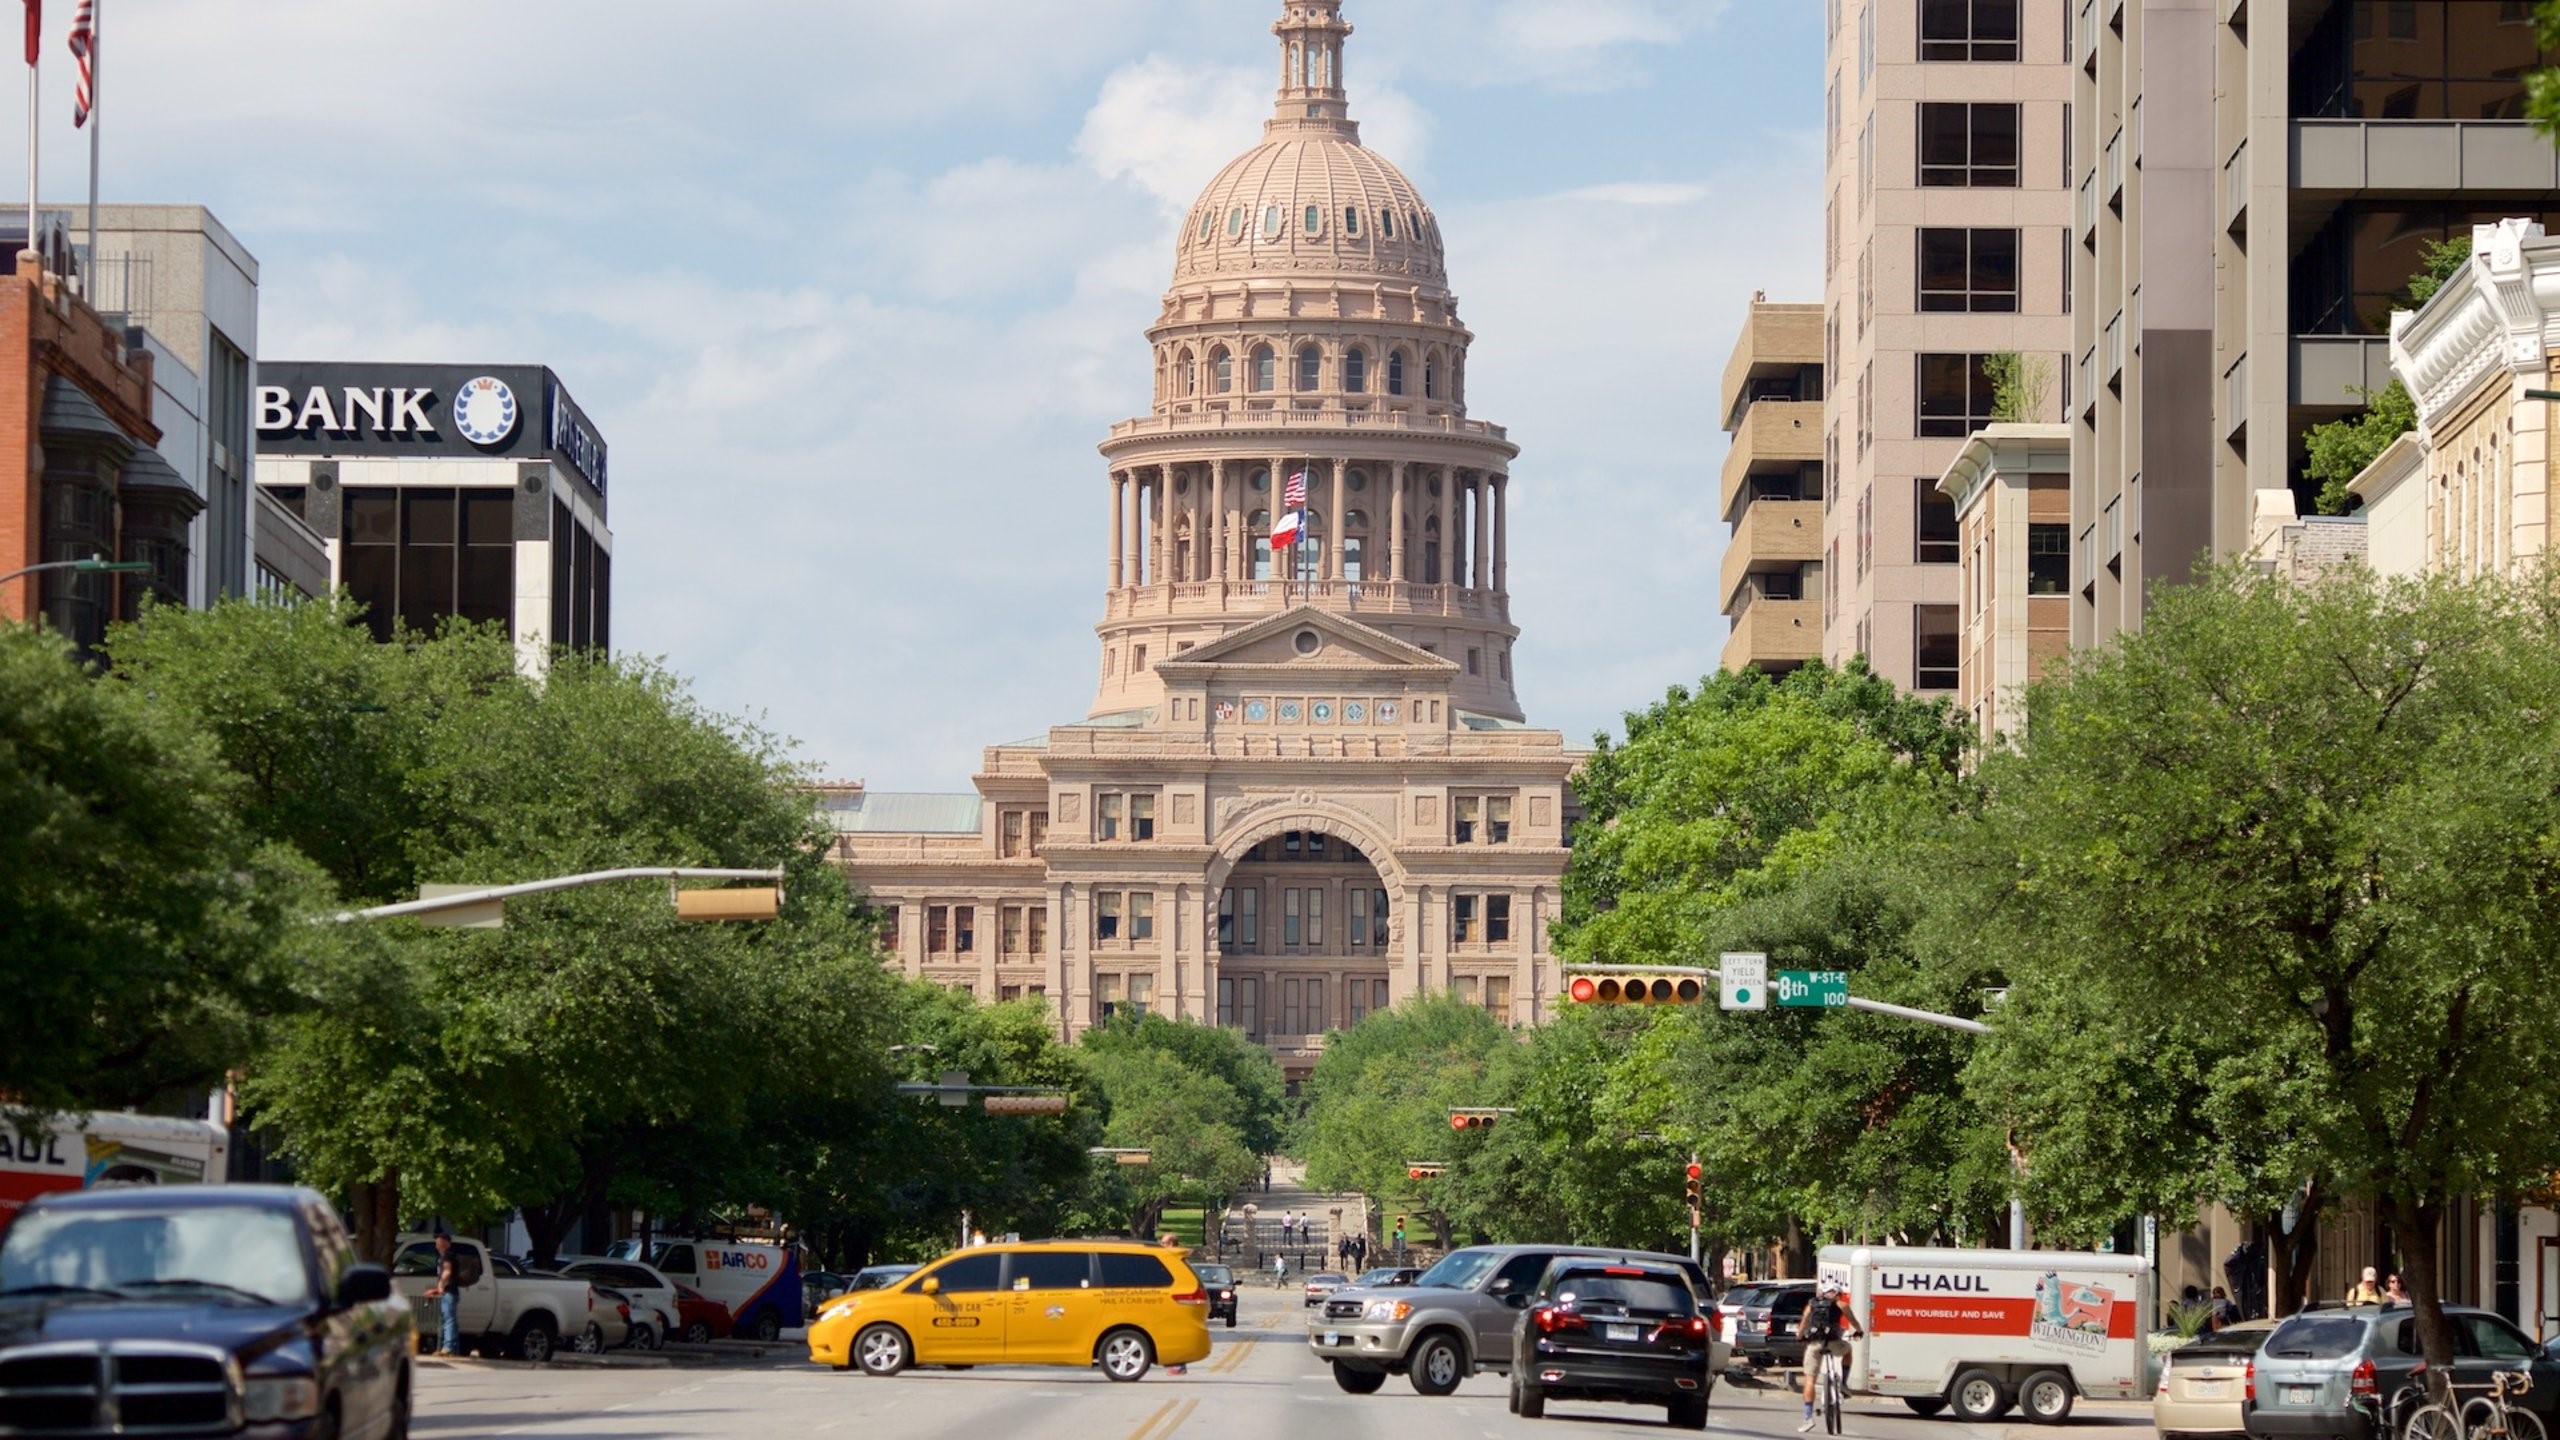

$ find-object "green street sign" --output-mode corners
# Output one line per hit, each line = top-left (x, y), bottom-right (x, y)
(1775, 970), (1849, 1007)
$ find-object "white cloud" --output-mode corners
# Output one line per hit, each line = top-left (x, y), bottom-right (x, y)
(1075, 56), (1270, 214)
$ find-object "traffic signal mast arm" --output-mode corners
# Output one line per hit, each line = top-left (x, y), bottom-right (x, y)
(1564, 962), (1990, 1034)
(325, 866), (787, 924)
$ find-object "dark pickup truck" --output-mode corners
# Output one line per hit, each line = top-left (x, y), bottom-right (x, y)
(0, 1184), (413, 1440)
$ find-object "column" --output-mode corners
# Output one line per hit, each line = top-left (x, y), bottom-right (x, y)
(1147, 471), (1163, 585)
(1109, 471), (1125, 589)
(1472, 472), (1491, 592)
(1328, 460), (1347, 581)
(1211, 460), (1228, 581)
(1388, 461), (1406, 584)
(1493, 474), (1509, 592)
(1271, 453), (1287, 584)
(1438, 467), (1455, 587)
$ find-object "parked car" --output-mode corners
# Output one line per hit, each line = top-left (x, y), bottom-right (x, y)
(802, 1270), (849, 1319)
(1732, 1283), (1815, 1371)
(671, 1282), (733, 1342)
(2156, 1321), (2275, 1438)
(559, 1259), (682, 1350)
(1195, 1263), (1240, 1327)
(1510, 1258), (1715, 1429)
(0, 1184), (411, 1440)
(1353, 1265), (1423, 1290)
(2244, 1306), (2560, 1440)
(809, 1239), (1211, 1381)
(851, 1264), (918, 1292)
(1716, 1281), (1809, 1354)
(392, 1234), (596, 1361)
(575, 1284), (635, 1353)
(1309, 1242), (1718, 1398)
(1305, 1271), (1352, 1307)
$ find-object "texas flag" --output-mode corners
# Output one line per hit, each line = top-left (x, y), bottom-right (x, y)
(1270, 507), (1306, 549)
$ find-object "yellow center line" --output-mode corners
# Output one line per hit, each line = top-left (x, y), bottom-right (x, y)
(1124, 1398), (1177, 1440)
(1207, 1339), (1259, 1374)
(1126, 1396), (1197, 1440)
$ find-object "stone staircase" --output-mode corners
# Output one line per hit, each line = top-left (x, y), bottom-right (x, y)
(1208, 1158), (1379, 1284)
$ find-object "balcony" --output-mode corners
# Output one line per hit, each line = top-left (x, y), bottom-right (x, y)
(1720, 593), (1821, 674)
(2223, 353), (2248, 441)
(1720, 499), (1823, 609)
(2223, 139), (2248, 234)
(1719, 399), (1823, 516)
(1104, 405), (1512, 450)
(2105, 128), (2125, 208)
(2077, 0), (2097, 71)
(1718, 303), (1823, 423)
(1102, 577), (1510, 626)
(2290, 119), (2560, 195)
(2078, 168), (2097, 244)
(2104, 311), (2125, 386)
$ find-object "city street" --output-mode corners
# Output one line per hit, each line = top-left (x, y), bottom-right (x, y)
(411, 1289), (2162, 1440)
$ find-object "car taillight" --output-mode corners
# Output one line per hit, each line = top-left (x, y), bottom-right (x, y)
(1171, 1287), (1207, 1305)
(618, 1302), (630, 1320)
(2352, 1359), (2377, 1397)
(1534, 1305), (1587, 1334)
(586, 1285), (598, 1309)
(2245, 1358), (2256, 1404)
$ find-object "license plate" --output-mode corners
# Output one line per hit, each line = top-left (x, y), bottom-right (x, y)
(2190, 1380), (2228, 1399)
(1606, 1324), (1640, 1342)
(2284, 1386), (2318, 1405)
(1323, 1331), (1341, 1346)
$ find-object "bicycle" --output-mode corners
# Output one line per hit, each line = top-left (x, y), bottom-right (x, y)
(1815, 1343), (1848, 1436)
(2403, 1370), (2544, 1440)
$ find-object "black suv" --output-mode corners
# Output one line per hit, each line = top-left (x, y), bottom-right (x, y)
(1194, 1264), (1240, 1328)
(1732, 1280), (1816, 1371)
(1510, 1259), (1714, 1429)
(0, 1184), (412, 1440)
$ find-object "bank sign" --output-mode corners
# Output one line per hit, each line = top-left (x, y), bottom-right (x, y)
(255, 361), (609, 496)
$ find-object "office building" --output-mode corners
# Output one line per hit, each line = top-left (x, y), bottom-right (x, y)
(1822, 0), (2078, 691)
(252, 361), (612, 671)
(2073, 0), (2560, 644)
(829, 1), (1575, 1074)
(1936, 422), (2071, 738)
(1720, 298), (1826, 676)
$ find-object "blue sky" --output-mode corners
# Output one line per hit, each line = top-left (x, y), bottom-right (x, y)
(11, 0), (1822, 788)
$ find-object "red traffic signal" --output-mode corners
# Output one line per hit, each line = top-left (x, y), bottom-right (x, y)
(1685, 1162), (1703, 1180)
(1569, 975), (1599, 1003)
(1566, 974), (1707, 1006)
(1450, 1109), (1502, 1131)
(1406, 1162), (1446, 1180)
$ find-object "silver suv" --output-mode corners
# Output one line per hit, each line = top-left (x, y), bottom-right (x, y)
(1308, 1243), (1713, 1398)
(2244, 1306), (2560, 1440)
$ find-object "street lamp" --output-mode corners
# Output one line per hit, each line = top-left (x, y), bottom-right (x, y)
(0, 554), (153, 590)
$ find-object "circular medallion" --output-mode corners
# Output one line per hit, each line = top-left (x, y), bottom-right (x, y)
(1312, 701), (1333, 722)
(1345, 701), (1365, 722)
(1245, 700), (1268, 722)
(1378, 701), (1400, 722)
(1278, 701), (1301, 722)
(451, 375), (519, 446)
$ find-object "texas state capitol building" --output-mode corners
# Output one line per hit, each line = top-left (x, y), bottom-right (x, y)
(832, 0), (1573, 1076)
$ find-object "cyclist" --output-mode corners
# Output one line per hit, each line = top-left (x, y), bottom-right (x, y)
(1798, 1279), (1867, 1433)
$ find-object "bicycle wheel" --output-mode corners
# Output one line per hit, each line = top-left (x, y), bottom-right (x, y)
(2405, 1401), (2465, 1440)
(2501, 1405), (2550, 1440)
(1823, 1357), (1845, 1436)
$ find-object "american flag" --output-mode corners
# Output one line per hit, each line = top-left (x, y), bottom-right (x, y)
(67, 0), (91, 126)
(1283, 469), (1308, 509)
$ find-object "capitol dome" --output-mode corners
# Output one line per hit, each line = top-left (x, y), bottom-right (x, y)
(1172, 0), (1445, 286)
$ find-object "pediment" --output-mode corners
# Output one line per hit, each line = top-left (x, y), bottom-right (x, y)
(1154, 606), (1459, 675)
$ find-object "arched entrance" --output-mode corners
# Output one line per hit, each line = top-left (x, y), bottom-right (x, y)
(1208, 821), (1397, 1052)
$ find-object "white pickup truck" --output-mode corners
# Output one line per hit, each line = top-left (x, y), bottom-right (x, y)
(391, 1233), (596, 1361)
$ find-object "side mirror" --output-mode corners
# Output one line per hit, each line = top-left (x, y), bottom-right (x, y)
(1489, 1277), (1513, 1295)
(337, 1264), (393, 1307)
(921, 1277), (941, 1296)
(1503, 1291), (1531, 1309)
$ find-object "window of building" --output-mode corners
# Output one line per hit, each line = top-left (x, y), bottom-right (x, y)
(1387, 351), (1407, 396)
(1454, 796), (1479, 844)
(928, 904), (950, 953)
(2028, 523), (2071, 593)
(1348, 978), (1374, 1025)
(1920, 0), (2020, 61)
(1914, 604), (1961, 690)
(1917, 228), (2019, 312)
(1096, 891), (1122, 942)
(1000, 983), (1024, 1002)
(1762, 567), (1806, 601)
(1028, 905), (1047, 956)
(1098, 973), (1123, 1010)
(1487, 895), (1512, 944)
(954, 906), (974, 953)
(1297, 345), (1322, 392)
(1002, 905), (1023, 956)
(1381, 208), (1395, 238)
(1484, 973), (1513, 1018)
(1095, 791), (1154, 841)
(1858, 0), (1876, 87)
(1218, 886), (1259, 951)
(1466, 647), (1480, 674)
(1128, 971), (1154, 1011)
(1916, 478), (1961, 563)
(1344, 206), (1361, 237)
(1306, 888), (1324, 948)
(1227, 207), (1243, 238)
(1284, 888), (1303, 947)
(1129, 891), (1154, 942)
(1425, 358), (1439, 399)
(1211, 347), (1232, 392)
(1348, 887), (1370, 947)
(1450, 976), (1479, 1004)
(1345, 348), (1367, 393)
(1262, 205), (1282, 239)
(2296, 0), (2554, 121)
(1250, 345), (1276, 392)
(1918, 102), (2020, 187)
(1916, 353), (2000, 436)
(1453, 894), (1478, 944)
(1305, 204), (1321, 235)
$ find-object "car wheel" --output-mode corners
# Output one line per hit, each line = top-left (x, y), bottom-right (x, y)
(752, 1313), (782, 1343)
(1517, 1376), (1547, 1419)
(572, 1324), (603, 1355)
(1905, 1396), (1950, 1417)
(1670, 1394), (1710, 1430)
(1951, 1369), (2012, 1422)
(853, 1323), (910, 1377)
(1334, 1362), (1388, 1394)
(387, 1371), (411, 1440)
(510, 1319), (556, 1364)
(684, 1321), (712, 1344)
(1097, 1327), (1153, 1382)
(1408, 1331), (1466, 1397)
(627, 1323), (659, 1352)
(2020, 1370), (2075, 1423)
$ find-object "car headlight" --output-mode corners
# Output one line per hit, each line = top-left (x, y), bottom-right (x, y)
(1364, 1300), (1412, 1322)
(243, 1377), (320, 1422)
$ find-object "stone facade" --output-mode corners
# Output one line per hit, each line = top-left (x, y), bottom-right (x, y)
(1937, 423), (2070, 741)
(833, 1), (1572, 1076)
(1719, 298), (1825, 676)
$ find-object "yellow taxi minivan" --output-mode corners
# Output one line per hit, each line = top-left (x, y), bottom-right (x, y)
(808, 1239), (1213, 1381)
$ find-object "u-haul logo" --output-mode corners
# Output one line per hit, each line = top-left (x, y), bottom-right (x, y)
(704, 1250), (770, 1271)
(1877, 1273), (1992, 1293)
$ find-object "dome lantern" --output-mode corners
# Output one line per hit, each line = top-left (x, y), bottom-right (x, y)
(1270, 0), (1356, 137)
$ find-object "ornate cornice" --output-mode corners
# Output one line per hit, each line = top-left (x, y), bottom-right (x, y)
(2390, 218), (2560, 440)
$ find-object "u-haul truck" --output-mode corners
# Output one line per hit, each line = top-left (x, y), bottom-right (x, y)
(1, 1112), (230, 1237)
(1821, 1244), (2152, 1425)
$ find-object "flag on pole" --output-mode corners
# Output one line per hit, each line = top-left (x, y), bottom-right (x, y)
(1282, 468), (1308, 510)
(22, 0), (38, 66)
(1270, 506), (1305, 550)
(67, 0), (90, 126)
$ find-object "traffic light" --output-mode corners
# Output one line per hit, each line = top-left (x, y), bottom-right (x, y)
(983, 1094), (1070, 1115)
(1450, 1108), (1503, 1131)
(1406, 1162), (1446, 1180)
(1568, 973), (1707, 1006)
(1683, 1162), (1704, 1209)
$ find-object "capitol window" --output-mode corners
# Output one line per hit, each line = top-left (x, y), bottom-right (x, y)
(1228, 207), (1244, 238)
(1211, 347), (1232, 393)
(1387, 351), (1407, 396)
(1297, 345), (1321, 391)
(1198, 211), (1212, 241)
(1345, 207), (1361, 237)
(1305, 205), (1321, 236)
(1263, 205), (1283, 239)
(1425, 357), (1439, 399)
(1381, 209), (1395, 239)
(1251, 345), (1276, 392)
(1344, 349), (1367, 393)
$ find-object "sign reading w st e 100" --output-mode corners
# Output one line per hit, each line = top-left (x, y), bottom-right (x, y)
(253, 361), (608, 496)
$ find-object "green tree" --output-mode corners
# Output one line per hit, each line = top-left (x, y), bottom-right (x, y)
(1080, 1010), (1289, 1157)
(0, 622), (319, 1114)
(1953, 561), (2560, 1369)
(1081, 1046), (1261, 1238)
(1985, 352), (2054, 423)
(1297, 996), (1513, 1247)
(2301, 237), (2470, 515)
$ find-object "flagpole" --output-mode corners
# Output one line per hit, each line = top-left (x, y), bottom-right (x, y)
(81, 0), (93, 283)
(23, 8), (35, 267)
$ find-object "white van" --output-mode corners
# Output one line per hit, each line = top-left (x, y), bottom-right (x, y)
(1820, 1244), (2153, 1424)
(0, 1112), (229, 1237)
(606, 1236), (800, 1341)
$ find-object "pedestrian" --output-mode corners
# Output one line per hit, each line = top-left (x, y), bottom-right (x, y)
(2209, 1286), (2240, 1331)
(1338, 1236), (1351, 1268)
(2384, 1274), (2409, 1307)
(1354, 1235), (1368, 1268)
(422, 1230), (462, 1356)
(2347, 1267), (2384, 1306)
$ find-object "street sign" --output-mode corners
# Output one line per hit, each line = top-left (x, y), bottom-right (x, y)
(1719, 952), (1767, 1010)
(1775, 970), (1849, 1007)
